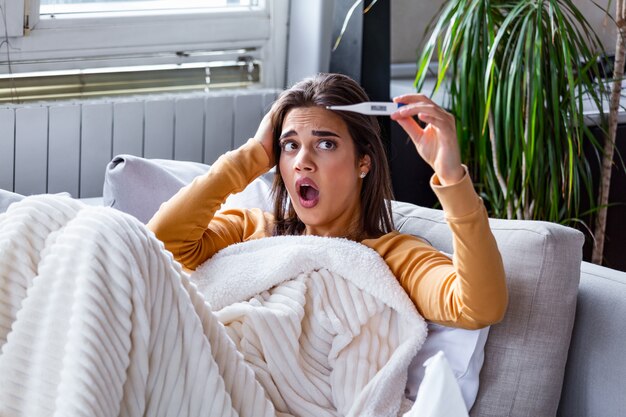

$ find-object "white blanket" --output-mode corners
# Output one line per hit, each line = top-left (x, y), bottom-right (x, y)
(192, 234), (429, 417)
(0, 195), (429, 417)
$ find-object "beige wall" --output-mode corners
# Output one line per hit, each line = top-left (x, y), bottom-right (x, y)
(391, 0), (617, 64)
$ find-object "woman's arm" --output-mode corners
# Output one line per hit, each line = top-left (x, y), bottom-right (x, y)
(148, 108), (277, 270)
(378, 94), (508, 329)
(147, 138), (273, 270)
(364, 172), (508, 329)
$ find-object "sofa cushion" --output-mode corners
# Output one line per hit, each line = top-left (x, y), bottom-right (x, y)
(392, 201), (584, 417)
(102, 154), (273, 223)
(103, 154), (210, 223)
(558, 261), (626, 417)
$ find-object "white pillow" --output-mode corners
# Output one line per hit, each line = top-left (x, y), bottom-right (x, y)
(103, 154), (273, 223)
(103, 155), (488, 410)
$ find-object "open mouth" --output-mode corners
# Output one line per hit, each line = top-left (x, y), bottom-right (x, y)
(297, 179), (320, 208)
(299, 184), (319, 200)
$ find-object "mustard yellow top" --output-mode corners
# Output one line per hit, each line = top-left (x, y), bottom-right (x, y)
(147, 139), (508, 330)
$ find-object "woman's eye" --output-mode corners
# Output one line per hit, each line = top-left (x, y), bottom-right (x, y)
(281, 141), (297, 151)
(318, 140), (336, 150)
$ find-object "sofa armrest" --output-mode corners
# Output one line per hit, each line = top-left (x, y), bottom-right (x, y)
(558, 261), (626, 417)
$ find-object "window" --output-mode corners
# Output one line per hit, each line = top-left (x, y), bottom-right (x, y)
(0, 0), (288, 91)
(40, 0), (258, 15)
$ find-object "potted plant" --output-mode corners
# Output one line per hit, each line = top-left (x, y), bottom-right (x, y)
(414, 0), (608, 227)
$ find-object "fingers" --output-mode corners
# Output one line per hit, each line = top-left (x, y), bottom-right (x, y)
(254, 105), (277, 166)
(393, 93), (435, 105)
(390, 94), (463, 184)
(391, 94), (451, 125)
(393, 115), (424, 142)
(391, 95), (456, 142)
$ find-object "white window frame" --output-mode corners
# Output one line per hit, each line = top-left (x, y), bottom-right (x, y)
(0, 0), (289, 88)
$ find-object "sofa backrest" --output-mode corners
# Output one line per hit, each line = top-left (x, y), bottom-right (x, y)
(392, 201), (584, 417)
(558, 261), (626, 417)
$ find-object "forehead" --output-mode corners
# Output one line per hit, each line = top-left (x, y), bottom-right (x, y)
(282, 106), (350, 134)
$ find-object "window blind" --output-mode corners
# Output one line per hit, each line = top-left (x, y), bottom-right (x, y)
(0, 56), (260, 103)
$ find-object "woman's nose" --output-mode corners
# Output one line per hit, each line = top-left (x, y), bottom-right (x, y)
(294, 148), (315, 172)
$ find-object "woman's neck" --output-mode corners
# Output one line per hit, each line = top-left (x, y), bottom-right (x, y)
(303, 213), (363, 241)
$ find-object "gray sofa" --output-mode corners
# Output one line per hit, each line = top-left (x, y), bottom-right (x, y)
(2, 155), (625, 417)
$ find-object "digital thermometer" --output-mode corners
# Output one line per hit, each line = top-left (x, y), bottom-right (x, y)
(326, 102), (405, 116)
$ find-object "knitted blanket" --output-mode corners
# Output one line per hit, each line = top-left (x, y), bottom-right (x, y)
(0, 195), (428, 417)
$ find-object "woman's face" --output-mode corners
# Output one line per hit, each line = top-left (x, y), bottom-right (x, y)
(278, 106), (370, 237)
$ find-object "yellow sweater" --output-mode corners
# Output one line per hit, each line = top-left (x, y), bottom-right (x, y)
(148, 139), (508, 330)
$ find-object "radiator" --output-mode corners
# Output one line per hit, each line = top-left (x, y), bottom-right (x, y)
(0, 89), (279, 198)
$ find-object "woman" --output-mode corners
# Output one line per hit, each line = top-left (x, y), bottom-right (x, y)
(148, 73), (507, 329)
(0, 73), (507, 416)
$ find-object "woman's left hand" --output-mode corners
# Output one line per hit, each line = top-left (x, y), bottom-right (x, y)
(254, 104), (278, 167)
(391, 94), (464, 186)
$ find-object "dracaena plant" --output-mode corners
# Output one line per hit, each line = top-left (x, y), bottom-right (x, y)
(415, 0), (608, 224)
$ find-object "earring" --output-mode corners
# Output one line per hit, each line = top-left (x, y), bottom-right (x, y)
(359, 172), (367, 179)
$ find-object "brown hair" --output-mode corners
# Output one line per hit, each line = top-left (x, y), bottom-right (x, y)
(271, 73), (394, 240)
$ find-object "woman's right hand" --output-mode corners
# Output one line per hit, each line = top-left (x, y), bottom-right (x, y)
(391, 94), (464, 186)
(254, 106), (276, 167)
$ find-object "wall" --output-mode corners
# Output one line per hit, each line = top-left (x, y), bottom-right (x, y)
(391, 0), (618, 64)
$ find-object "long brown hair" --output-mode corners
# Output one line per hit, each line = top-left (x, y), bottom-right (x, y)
(271, 73), (394, 240)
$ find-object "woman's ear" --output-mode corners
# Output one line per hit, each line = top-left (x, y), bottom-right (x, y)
(359, 154), (371, 175)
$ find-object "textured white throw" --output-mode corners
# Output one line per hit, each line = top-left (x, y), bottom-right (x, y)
(0, 195), (428, 417)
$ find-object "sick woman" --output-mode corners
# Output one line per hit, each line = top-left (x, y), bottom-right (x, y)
(0, 72), (509, 416)
(147, 72), (508, 330)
